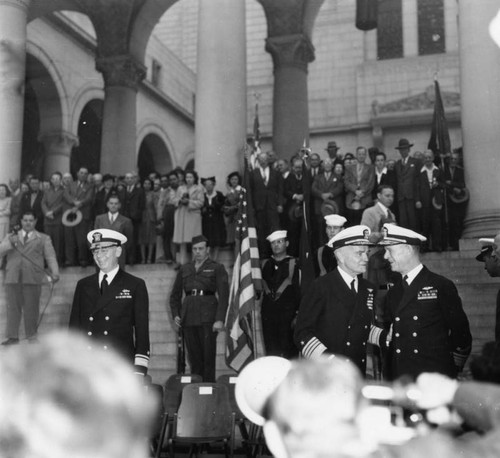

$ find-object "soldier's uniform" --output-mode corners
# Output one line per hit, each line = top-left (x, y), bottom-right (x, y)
(170, 257), (229, 381)
(261, 256), (300, 359)
(383, 266), (472, 380)
(69, 230), (150, 375)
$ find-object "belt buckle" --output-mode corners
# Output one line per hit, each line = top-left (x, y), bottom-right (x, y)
(191, 289), (197, 296)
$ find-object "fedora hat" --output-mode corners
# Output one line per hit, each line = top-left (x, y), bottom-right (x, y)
(325, 141), (340, 151)
(288, 202), (303, 221)
(395, 138), (414, 150)
(449, 187), (470, 204)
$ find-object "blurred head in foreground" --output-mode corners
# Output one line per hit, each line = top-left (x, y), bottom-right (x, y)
(236, 356), (372, 458)
(0, 331), (156, 458)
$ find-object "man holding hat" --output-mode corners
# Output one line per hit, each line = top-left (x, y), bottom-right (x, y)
(394, 138), (420, 231)
(69, 228), (150, 376)
(261, 231), (300, 359)
(314, 214), (346, 277)
(169, 234), (229, 381)
(294, 225), (388, 374)
(380, 223), (471, 380)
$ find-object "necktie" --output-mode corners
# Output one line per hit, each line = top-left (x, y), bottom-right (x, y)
(23, 232), (29, 244)
(403, 275), (409, 288)
(101, 274), (108, 295)
(350, 279), (357, 294)
(110, 214), (115, 225)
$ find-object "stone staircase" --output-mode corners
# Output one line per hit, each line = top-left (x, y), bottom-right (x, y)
(0, 241), (496, 384)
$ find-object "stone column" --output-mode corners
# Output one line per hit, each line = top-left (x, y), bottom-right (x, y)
(0, 0), (30, 183)
(96, 55), (146, 175)
(266, 34), (314, 157)
(194, 0), (246, 185)
(40, 130), (79, 178)
(459, 0), (500, 238)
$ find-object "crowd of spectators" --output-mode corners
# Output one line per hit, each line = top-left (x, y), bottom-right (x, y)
(0, 138), (467, 270)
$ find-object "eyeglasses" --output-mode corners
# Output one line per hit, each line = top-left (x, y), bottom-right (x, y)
(91, 244), (118, 255)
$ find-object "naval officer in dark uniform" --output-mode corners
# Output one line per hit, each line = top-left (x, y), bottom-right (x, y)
(69, 229), (150, 376)
(380, 223), (472, 380)
(169, 235), (229, 381)
(294, 225), (389, 375)
(261, 230), (300, 359)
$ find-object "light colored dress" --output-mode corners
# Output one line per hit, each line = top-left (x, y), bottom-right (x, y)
(0, 196), (11, 240)
(173, 184), (204, 244)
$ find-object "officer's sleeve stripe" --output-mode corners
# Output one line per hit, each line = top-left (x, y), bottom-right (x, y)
(134, 354), (150, 368)
(368, 325), (383, 346)
(302, 338), (327, 359)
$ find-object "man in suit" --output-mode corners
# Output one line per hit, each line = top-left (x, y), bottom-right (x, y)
(93, 173), (116, 217)
(380, 223), (472, 380)
(169, 235), (229, 381)
(344, 146), (375, 225)
(0, 211), (60, 344)
(94, 194), (133, 269)
(373, 151), (398, 217)
(416, 149), (444, 252)
(63, 167), (95, 267)
(41, 172), (65, 264)
(122, 171), (145, 265)
(394, 138), (420, 231)
(443, 151), (468, 250)
(251, 151), (284, 257)
(311, 157), (344, 247)
(20, 176), (44, 232)
(69, 228), (150, 376)
(294, 225), (388, 375)
(283, 158), (304, 256)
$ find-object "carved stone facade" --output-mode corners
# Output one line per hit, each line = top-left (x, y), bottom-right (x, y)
(265, 34), (315, 72)
(95, 55), (146, 90)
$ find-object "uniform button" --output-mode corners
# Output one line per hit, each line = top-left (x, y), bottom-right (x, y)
(362, 358), (365, 363)
(364, 325), (368, 329)
(396, 349), (401, 353)
(346, 342), (351, 346)
(89, 317), (94, 322)
(395, 333), (400, 337)
(348, 325), (351, 329)
(103, 331), (108, 336)
(414, 349), (419, 354)
(413, 316), (418, 320)
(362, 342), (366, 346)
(105, 316), (110, 321)
(88, 331), (92, 336)
(395, 317), (400, 322)
(412, 332), (417, 337)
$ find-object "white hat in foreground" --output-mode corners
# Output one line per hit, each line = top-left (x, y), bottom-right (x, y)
(327, 225), (371, 250)
(235, 356), (291, 426)
(379, 223), (427, 246)
(87, 229), (127, 248)
(266, 230), (287, 243)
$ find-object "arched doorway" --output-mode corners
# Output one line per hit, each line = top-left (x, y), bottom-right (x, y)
(138, 133), (172, 179)
(71, 99), (103, 175)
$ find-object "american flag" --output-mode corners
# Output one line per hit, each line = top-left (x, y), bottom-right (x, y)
(225, 161), (262, 372)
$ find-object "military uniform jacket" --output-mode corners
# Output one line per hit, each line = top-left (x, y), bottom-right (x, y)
(261, 256), (300, 311)
(383, 266), (472, 380)
(69, 269), (150, 373)
(170, 258), (229, 326)
(294, 268), (378, 374)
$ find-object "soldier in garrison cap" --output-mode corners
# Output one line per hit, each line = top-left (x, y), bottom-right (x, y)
(261, 231), (301, 359)
(69, 229), (150, 377)
(294, 225), (389, 375)
(169, 234), (229, 381)
(379, 223), (472, 380)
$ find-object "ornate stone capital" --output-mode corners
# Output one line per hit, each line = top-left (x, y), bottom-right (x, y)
(95, 55), (146, 90)
(265, 34), (315, 72)
(39, 130), (79, 154)
(0, 0), (30, 12)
